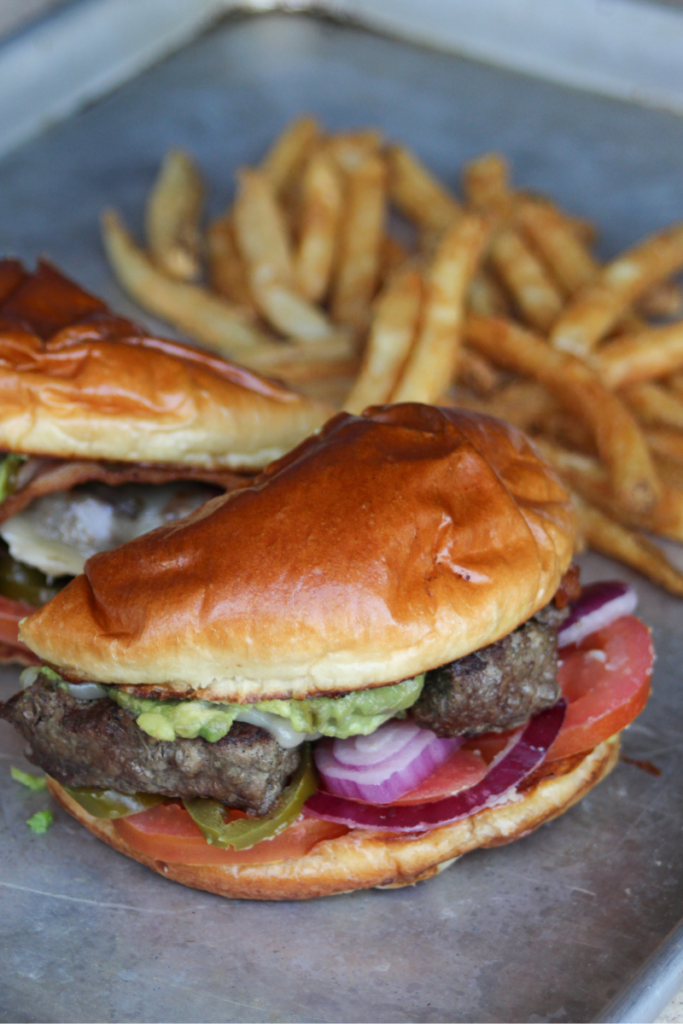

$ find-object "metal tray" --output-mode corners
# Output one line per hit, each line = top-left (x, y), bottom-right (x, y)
(1, 9), (683, 1022)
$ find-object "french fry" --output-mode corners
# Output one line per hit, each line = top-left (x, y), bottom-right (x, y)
(392, 215), (488, 404)
(594, 320), (683, 389)
(572, 494), (683, 598)
(101, 209), (273, 355)
(292, 149), (343, 303)
(379, 235), (410, 282)
(489, 227), (565, 332)
(343, 267), (422, 414)
(330, 154), (387, 332)
(654, 453), (683, 491)
(260, 115), (320, 196)
(517, 192), (598, 247)
(462, 152), (513, 219)
(621, 382), (683, 431)
(471, 379), (555, 431)
(550, 223), (683, 356)
(457, 348), (501, 396)
(535, 439), (683, 545)
(325, 129), (383, 173)
(206, 216), (253, 308)
(387, 145), (461, 234)
(644, 427), (683, 464)
(638, 280), (683, 318)
(467, 269), (510, 316)
(464, 315), (661, 514)
(234, 169), (337, 341)
(145, 149), (204, 281)
(515, 198), (596, 296)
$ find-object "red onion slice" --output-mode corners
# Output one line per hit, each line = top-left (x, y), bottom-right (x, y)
(331, 720), (422, 767)
(306, 700), (566, 832)
(558, 581), (637, 649)
(315, 722), (461, 804)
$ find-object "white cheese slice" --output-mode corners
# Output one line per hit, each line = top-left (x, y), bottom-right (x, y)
(234, 708), (320, 748)
(0, 482), (214, 578)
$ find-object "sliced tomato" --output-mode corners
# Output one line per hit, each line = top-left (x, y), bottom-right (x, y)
(114, 802), (348, 866)
(391, 748), (487, 804)
(462, 728), (520, 765)
(462, 615), (653, 766)
(548, 614), (653, 761)
(0, 594), (39, 663)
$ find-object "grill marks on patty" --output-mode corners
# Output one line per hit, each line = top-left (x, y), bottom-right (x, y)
(0, 680), (299, 815)
(410, 604), (567, 737)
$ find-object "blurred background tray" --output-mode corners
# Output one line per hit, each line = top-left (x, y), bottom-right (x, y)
(1, 5), (683, 1022)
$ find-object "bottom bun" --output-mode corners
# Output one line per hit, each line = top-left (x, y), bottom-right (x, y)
(46, 737), (618, 901)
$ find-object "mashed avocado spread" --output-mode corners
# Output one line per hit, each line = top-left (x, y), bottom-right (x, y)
(107, 675), (425, 743)
(24, 665), (425, 744)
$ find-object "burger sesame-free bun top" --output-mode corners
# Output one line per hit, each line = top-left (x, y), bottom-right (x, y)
(21, 405), (575, 699)
(0, 259), (331, 469)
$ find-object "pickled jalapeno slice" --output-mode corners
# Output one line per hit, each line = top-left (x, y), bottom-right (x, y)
(183, 746), (317, 850)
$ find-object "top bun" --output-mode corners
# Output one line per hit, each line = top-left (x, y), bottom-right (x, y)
(21, 405), (575, 700)
(0, 260), (330, 469)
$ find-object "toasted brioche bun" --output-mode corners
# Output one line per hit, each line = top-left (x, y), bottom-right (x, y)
(0, 260), (330, 469)
(21, 405), (575, 699)
(46, 736), (618, 900)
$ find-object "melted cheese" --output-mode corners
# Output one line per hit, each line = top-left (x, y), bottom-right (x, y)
(0, 482), (215, 577)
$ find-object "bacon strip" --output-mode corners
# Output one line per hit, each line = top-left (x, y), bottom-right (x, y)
(0, 458), (253, 525)
(0, 595), (40, 665)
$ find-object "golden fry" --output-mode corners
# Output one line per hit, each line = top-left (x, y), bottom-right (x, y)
(379, 235), (410, 281)
(644, 427), (683, 463)
(206, 216), (253, 308)
(101, 209), (272, 355)
(325, 130), (383, 173)
(535, 439), (683, 546)
(638, 280), (683, 318)
(467, 269), (510, 316)
(293, 150), (343, 303)
(467, 379), (555, 431)
(462, 152), (513, 218)
(330, 155), (387, 332)
(551, 223), (683, 356)
(515, 198), (596, 296)
(464, 315), (661, 514)
(234, 169), (336, 341)
(572, 494), (683, 598)
(392, 215), (488, 404)
(621, 382), (683, 431)
(145, 149), (204, 281)
(387, 145), (461, 234)
(489, 227), (565, 332)
(594, 320), (683, 389)
(457, 348), (501, 396)
(260, 115), (320, 195)
(343, 267), (422, 414)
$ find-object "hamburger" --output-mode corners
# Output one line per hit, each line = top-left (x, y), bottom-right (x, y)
(0, 258), (329, 660)
(1, 404), (653, 899)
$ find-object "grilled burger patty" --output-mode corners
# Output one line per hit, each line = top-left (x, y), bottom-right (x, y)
(1, 679), (299, 815)
(1, 605), (566, 810)
(411, 604), (566, 737)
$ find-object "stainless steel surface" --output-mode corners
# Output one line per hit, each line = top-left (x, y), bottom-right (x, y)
(597, 918), (683, 1023)
(1, 11), (683, 1022)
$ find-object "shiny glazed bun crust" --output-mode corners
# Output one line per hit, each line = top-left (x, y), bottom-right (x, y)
(45, 738), (618, 900)
(0, 260), (330, 468)
(22, 405), (575, 698)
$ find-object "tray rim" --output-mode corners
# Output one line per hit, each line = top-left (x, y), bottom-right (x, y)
(2, 0), (683, 161)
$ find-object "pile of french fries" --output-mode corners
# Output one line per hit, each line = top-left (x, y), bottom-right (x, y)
(101, 116), (683, 598)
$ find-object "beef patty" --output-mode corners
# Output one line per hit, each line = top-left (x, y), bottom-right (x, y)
(1, 679), (299, 815)
(410, 604), (566, 737)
